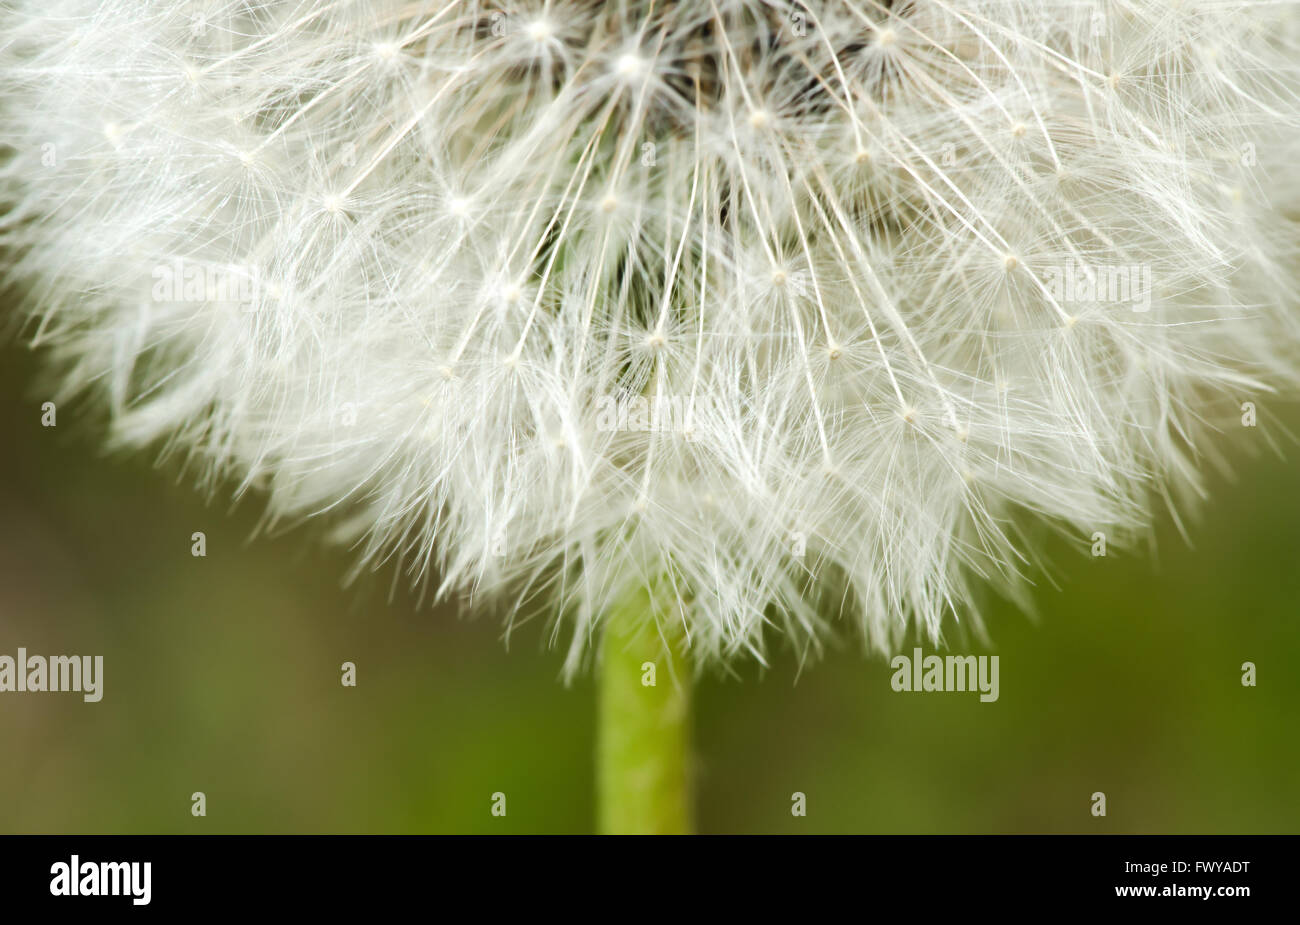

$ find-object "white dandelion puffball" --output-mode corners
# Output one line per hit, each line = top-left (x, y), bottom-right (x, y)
(4, 1), (1300, 672)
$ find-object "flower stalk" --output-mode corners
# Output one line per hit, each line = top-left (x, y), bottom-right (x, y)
(596, 584), (692, 835)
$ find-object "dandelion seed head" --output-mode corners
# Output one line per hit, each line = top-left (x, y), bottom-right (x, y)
(5, 0), (1300, 673)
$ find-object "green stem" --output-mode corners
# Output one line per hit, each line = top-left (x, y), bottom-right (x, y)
(597, 584), (692, 834)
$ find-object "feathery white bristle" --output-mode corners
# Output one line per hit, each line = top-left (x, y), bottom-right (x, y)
(4, 0), (1300, 673)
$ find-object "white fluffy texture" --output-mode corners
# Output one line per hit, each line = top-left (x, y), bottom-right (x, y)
(4, 0), (1300, 671)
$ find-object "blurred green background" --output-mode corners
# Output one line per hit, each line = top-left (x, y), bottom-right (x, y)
(1, 338), (1297, 834)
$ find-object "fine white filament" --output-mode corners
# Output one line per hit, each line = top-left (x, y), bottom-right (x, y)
(4, 1), (1300, 672)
